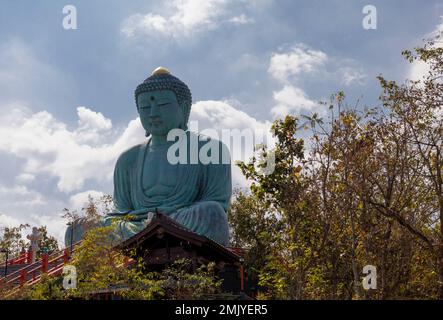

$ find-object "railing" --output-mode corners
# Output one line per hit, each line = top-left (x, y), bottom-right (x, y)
(0, 241), (82, 294)
(2, 242), (132, 299)
(0, 250), (31, 266)
(1, 244), (247, 298)
(25, 252), (69, 287)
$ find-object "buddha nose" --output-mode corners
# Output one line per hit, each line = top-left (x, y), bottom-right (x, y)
(149, 104), (161, 118)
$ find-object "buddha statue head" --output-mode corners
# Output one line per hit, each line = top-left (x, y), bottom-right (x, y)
(135, 67), (192, 137)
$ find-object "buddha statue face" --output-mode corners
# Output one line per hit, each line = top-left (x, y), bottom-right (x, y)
(137, 90), (185, 136)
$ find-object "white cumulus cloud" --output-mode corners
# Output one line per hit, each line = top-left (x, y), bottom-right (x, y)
(268, 44), (327, 117)
(190, 100), (274, 188)
(0, 185), (46, 207)
(0, 99), (272, 242)
(268, 44), (328, 83)
(0, 214), (22, 228)
(267, 43), (367, 117)
(271, 85), (319, 117)
(69, 190), (106, 211)
(121, 0), (251, 40)
(77, 107), (112, 131)
(0, 105), (145, 193)
(340, 66), (366, 86)
(406, 17), (443, 82)
(228, 14), (254, 25)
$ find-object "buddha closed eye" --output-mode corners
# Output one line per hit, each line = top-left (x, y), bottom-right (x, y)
(137, 90), (184, 136)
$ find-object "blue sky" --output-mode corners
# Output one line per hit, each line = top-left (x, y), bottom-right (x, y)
(0, 0), (441, 243)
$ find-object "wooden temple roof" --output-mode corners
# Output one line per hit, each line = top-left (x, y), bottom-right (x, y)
(117, 212), (240, 265)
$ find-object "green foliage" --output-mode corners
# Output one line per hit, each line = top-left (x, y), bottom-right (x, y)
(0, 224), (29, 259)
(159, 259), (222, 300)
(36, 226), (59, 257)
(230, 34), (443, 299)
(0, 224), (58, 264)
(15, 223), (222, 300)
(62, 194), (112, 228)
(21, 274), (65, 300)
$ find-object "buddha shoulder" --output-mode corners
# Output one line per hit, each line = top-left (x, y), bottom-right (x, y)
(115, 144), (143, 169)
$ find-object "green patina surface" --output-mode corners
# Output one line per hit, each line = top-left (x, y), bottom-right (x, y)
(65, 67), (231, 246)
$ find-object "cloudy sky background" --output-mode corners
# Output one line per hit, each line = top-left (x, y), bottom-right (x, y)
(0, 0), (442, 244)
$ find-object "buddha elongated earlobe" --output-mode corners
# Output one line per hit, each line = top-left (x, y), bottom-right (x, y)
(178, 118), (186, 130)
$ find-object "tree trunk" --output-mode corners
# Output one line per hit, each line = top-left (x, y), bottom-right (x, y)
(438, 199), (443, 299)
(349, 203), (362, 299)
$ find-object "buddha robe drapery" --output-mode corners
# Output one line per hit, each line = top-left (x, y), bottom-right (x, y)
(101, 131), (232, 246)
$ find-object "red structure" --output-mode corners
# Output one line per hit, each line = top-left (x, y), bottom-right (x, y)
(0, 244), (75, 296)
(1, 214), (252, 298)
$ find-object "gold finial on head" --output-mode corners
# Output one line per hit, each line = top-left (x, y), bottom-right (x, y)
(151, 66), (170, 76)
